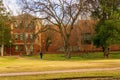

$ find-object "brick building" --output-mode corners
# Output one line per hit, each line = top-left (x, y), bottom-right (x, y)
(6, 14), (42, 55)
(6, 16), (120, 55)
(42, 20), (120, 52)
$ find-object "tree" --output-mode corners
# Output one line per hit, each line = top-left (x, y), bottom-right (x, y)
(0, 0), (11, 56)
(93, 20), (120, 58)
(20, 0), (92, 58)
(92, 0), (120, 58)
(91, 0), (120, 20)
(44, 28), (54, 51)
(16, 14), (51, 54)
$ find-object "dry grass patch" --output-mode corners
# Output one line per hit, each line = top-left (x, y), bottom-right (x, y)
(0, 55), (120, 73)
(0, 70), (120, 80)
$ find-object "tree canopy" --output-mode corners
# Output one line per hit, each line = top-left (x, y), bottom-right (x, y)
(0, 0), (11, 56)
(93, 20), (120, 48)
(92, 0), (120, 58)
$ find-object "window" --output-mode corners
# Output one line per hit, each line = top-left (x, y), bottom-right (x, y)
(29, 23), (33, 29)
(20, 21), (23, 27)
(30, 34), (33, 39)
(25, 33), (28, 40)
(20, 34), (23, 40)
(14, 22), (18, 28)
(20, 45), (24, 51)
(25, 22), (28, 28)
(30, 45), (34, 51)
(82, 33), (91, 44)
(83, 21), (89, 27)
(15, 34), (18, 40)
(15, 45), (18, 52)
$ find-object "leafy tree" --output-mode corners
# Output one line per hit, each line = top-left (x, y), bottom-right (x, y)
(92, 0), (120, 20)
(0, 0), (11, 56)
(92, 0), (120, 58)
(93, 20), (120, 58)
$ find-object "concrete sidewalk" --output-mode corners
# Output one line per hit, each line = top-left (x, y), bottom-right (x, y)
(0, 67), (120, 77)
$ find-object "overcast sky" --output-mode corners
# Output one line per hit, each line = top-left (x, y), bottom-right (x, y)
(3, 0), (90, 19)
(3, 0), (21, 15)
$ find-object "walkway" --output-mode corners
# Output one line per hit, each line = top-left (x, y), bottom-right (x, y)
(0, 67), (120, 76)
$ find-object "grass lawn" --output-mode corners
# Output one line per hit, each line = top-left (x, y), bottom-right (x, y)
(0, 70), (120, 80)
(0, 52), (120, 79)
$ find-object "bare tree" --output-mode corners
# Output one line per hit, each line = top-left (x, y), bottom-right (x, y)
(44, 25), (56, 51)
(18, 14), (50, 55)
(20, 0), (93, 58)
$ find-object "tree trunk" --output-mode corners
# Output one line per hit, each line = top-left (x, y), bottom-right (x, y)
(25, 45), (30, 55)
(45, 44), (49, 51)
(1, 44), (4, 56)
(64, 41), (71, 59)
(65, 47), (71, 59)
(30, 44), (34, 55)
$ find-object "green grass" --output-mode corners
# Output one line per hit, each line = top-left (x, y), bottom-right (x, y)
(0, 70), (120, 80)
(0, 52), (120, 79)
(23, 51), (120, 61)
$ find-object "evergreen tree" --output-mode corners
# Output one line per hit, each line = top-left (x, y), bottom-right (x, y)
(92, 0), (120, 58)
(0, 0), (11, 56)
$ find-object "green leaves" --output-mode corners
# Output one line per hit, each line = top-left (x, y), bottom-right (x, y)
(93, 20), (120, 48)
(92, 0), (120, 20)
(92, 0), (120, 49)
(0, 0), (11, 46)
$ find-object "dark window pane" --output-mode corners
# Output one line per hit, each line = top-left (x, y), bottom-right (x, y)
(20, 45), (24, 51)
(82, 33), (92, 44)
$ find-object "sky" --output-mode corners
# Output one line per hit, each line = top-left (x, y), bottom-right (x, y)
(3, 0), (91, 19)
(3, 0), (21, 16)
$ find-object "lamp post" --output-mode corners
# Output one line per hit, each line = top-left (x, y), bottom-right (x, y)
(9, 40), (12, 56)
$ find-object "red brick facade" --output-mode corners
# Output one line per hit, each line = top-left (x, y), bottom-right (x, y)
(6, 17), (120, 55)
(42, 20), (120, 52)
(6, 14), (42, 55)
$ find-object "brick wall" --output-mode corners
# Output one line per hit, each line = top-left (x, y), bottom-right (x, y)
(42, 20), (120, 52)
